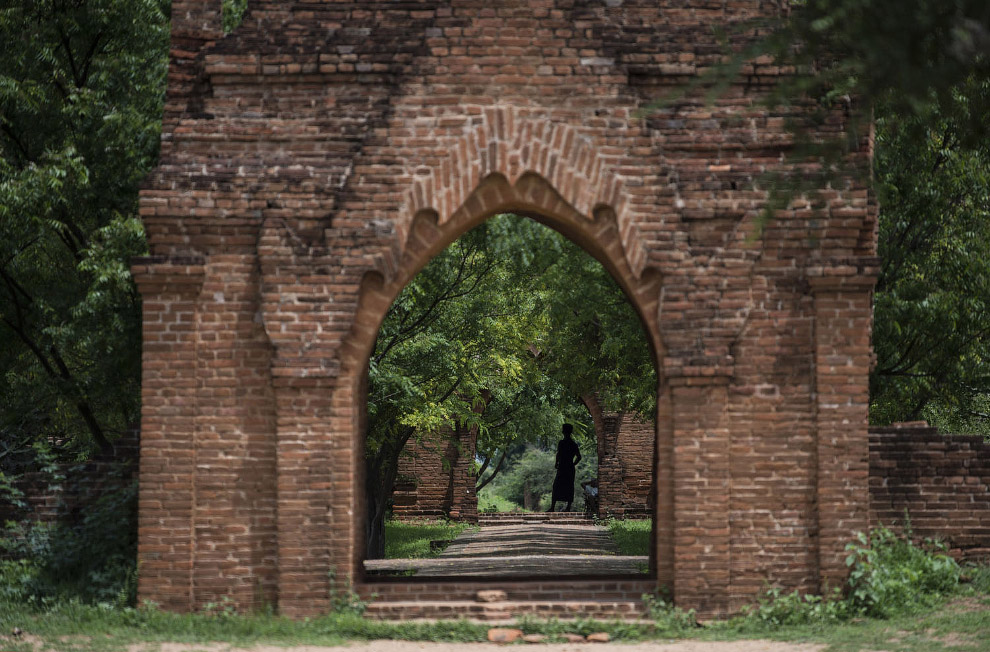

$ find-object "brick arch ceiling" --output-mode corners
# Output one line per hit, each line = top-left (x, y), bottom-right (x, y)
(394, 107), (650, 281)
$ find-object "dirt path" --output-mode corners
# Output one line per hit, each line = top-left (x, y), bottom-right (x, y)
(134, 641), (826, 652)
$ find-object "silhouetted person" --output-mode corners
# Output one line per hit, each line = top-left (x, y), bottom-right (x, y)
(548, 423), (581, 512)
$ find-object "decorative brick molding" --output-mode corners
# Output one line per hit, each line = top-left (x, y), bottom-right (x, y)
(869, 424), (990, 562)
(137, 1), (879, 618)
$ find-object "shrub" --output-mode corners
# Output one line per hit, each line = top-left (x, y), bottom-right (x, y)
(490, 445), (599, 512)
(844, 526), (960, 618)
(642, 593), (698, 632)
(0, 479), (137, 606)
(738, 525), (962, 627)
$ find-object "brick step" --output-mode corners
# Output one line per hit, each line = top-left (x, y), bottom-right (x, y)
(359, 579), (656, 603)
(477, 512), (594, 526)
(364, 599), (650, 621)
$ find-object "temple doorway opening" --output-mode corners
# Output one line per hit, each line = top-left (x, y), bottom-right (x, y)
(361, 213), (657, 580)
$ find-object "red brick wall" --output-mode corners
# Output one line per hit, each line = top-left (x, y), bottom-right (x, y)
(0, 430), (139, 535)
(393, 425), (478, 522)
(136, 0), (879, 618)
(598, 413), (653, 518)
(870, 424), (990, 562)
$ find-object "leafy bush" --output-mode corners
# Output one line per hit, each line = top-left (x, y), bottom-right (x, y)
(493, 447), (555, 509)
(844, 526), (960, 617)
(0, 479), (137, 606)
(489, 444), (599, 512)
(642, 593), (698, 633)
(740, 525), (961, 627)
(742, 587), (849, 627)
(0, 558), (41, 603)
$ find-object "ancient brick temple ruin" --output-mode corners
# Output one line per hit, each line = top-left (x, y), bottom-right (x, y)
(134, 1), (881, 618)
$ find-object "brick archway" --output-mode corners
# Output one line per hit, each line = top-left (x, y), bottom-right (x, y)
(338, 170), (666, 582)
(134, 0), (878, 620)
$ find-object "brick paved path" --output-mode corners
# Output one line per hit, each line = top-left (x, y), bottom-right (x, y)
(365, 513), (649, 577)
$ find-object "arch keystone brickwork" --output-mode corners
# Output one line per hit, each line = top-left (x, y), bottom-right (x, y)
(135, 0), (879, 619)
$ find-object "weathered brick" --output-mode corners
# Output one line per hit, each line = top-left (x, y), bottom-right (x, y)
(132, 0), (887, 620)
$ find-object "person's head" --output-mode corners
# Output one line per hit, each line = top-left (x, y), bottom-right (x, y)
(562, 423), (573, 439)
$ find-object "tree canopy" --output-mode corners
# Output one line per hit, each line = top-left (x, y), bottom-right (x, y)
(0, 0), (168, 466)
(724, 0), (990, 432)
(870, 83), (990, 432)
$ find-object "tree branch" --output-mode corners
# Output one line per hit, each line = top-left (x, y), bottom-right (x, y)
(475, 449), (507, 492)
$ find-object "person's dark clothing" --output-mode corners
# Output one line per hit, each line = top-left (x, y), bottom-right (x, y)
(551, 436), (581, 504)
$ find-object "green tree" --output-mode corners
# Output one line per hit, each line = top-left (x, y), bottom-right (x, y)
(0, 0), (168, 465)
(713, 1), (990, 430)
(870, 83), (990, 432)
(736, 0), (989, 143)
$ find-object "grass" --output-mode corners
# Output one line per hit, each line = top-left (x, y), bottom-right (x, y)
(2, 531), (987, 652)
(1, 592), (988, 652)
(727, 594), (990, 651)
(383, 518), (474, 559)
(477, 490), (527, 513)
(607, 517), (652, 556)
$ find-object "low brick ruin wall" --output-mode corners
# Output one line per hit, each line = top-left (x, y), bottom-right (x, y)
(869, 424), (990, 562)
(392, 426), (478, 523)
(597, 412), (653, 518)
(0, 431), (139, 538)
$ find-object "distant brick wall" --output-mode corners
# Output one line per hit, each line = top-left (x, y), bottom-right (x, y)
(393, 425), (478, 522)
(0, 430), (139, 533)
(598, 412), (653, 518)
(396, 408), (653, 521)
(869, 424), (990, 562)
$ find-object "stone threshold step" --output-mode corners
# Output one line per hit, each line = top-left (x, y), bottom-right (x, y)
(364, 599), (649, 621)
(477, 515), (594, 523)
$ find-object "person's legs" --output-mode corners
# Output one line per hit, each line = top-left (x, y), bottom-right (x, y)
(547, 501), (555, 512)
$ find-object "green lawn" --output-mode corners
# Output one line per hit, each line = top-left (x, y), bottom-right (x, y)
(607, 517), (652, 556)
(477, 491), (527, 513)
(1, 593), (988, 652)
(384, 518), (475, 559)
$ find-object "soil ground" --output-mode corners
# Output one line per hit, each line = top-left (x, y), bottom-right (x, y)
(129, 641), (826, 652)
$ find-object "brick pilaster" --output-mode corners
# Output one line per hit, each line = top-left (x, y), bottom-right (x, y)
(810, 262), (877, 590)
(132, 256), (205, 612)
(668, 372), (732, 618)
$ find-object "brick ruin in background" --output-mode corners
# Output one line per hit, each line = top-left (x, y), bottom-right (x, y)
(870, 423), (990, 563)
(393, 424), (479, 522)
(0, 430), (139, 540)
(392, 408), (654, 520)
(135, 1), (882, 618)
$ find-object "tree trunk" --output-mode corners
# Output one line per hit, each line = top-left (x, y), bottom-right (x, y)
(365, 493), (388, 560)
(364, 426), (415, 559)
